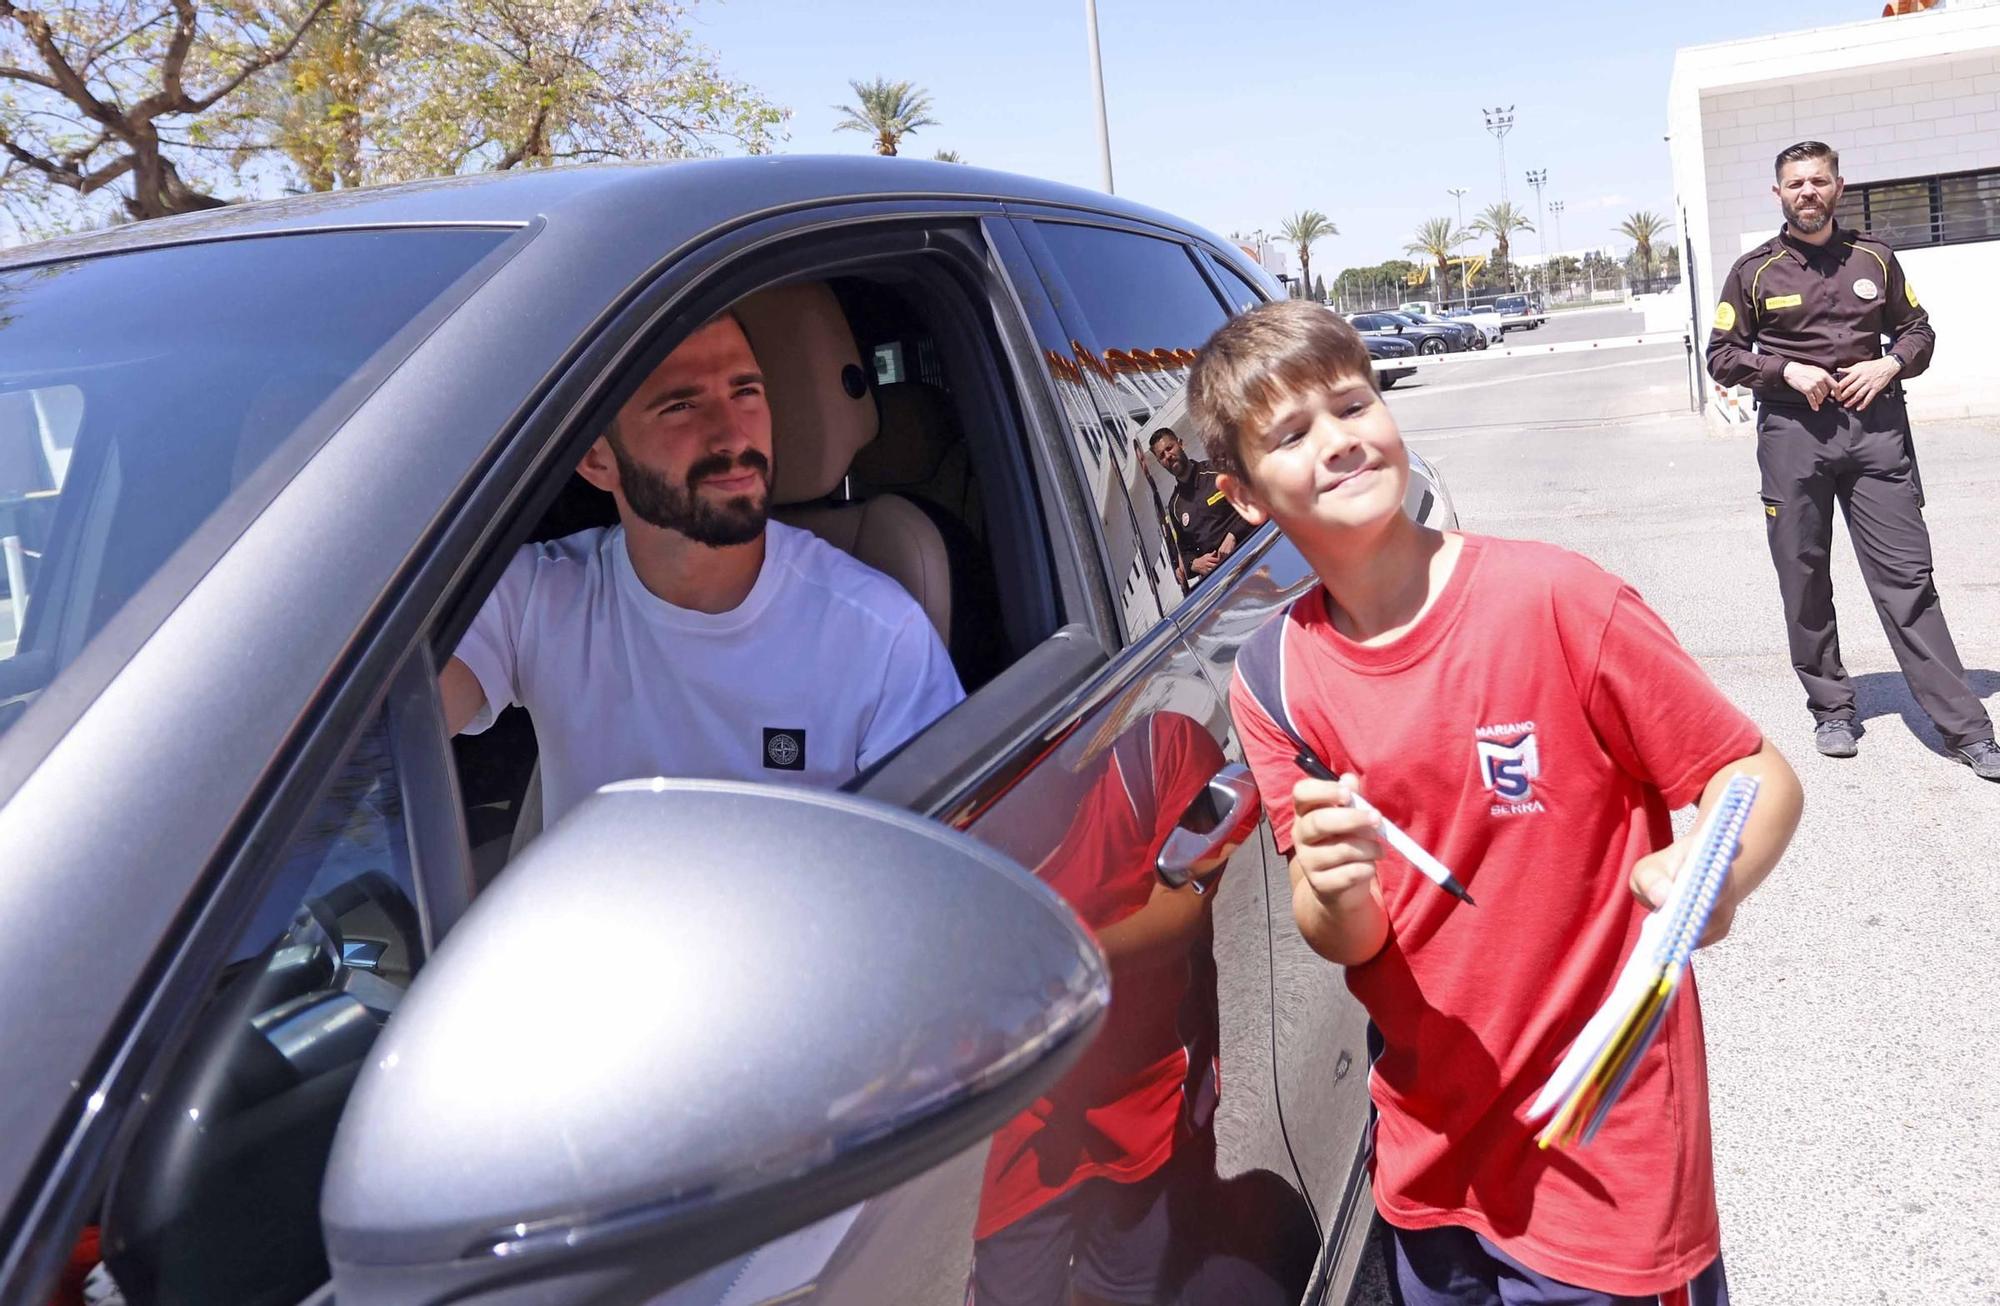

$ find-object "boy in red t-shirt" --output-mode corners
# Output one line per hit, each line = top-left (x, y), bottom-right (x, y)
(1186, 301), (1803, 1305)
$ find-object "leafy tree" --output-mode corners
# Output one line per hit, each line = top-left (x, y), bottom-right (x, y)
(1468, 200), (1535, 283)
(1403, 216), (1465, 302)
(1312, 272), (1325, 303)
(0, 0), (337, 224)
(1, 0), (786, 233)
(833, 76), (934, 156)
(375, 0), (785, 180)
(1617, 209), (1671, 284)
(1278, 208), (1336, 302)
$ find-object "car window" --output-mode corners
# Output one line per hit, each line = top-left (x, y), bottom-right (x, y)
(91, 710), (424, 1304)
(1209, 258), (1268, 313)
(1027, 222), (1235, 630)
(0, 228), (512, 740)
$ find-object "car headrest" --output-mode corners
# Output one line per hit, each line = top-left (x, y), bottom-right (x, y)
(733, 282), (878, 505)
(850, 382), (960, 490)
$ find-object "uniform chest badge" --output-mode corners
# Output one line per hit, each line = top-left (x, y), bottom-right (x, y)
(1854, 278), (1879, 301)
(1181, 512), (1191, 526)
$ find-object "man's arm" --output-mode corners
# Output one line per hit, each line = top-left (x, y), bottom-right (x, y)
(1704, 257), (1789, 392)
(1878, 248), (1934, 379)
(439, 657), (488, 736)
(1629, 737), (1803, 946)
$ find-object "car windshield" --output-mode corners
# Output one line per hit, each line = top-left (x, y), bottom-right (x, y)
(0, 227), (513, 741)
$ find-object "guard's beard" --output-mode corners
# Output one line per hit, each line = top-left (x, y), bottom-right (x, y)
(1783, 194), (1832, 234)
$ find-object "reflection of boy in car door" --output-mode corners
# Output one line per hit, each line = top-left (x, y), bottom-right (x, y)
(438, 312), (963, 824)
(971, 709), (1228, 1306)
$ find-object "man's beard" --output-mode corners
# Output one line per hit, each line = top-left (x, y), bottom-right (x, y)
(1783, 193), (1832, 234)
(611, 440), (771, 547)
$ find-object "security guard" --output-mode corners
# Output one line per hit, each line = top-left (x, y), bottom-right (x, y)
(1707, 139), (1997, 780)
(1149, 427), (1250, 590)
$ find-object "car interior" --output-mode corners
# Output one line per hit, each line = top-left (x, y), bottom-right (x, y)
(451, 263), (1056, 884)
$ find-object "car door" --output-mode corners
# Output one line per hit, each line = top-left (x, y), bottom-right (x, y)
(994, 213), (1376, 1290)
(1008, 219), (1384, 1280)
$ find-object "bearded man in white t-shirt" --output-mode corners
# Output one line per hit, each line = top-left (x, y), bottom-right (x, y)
(438, 312), (964, 826)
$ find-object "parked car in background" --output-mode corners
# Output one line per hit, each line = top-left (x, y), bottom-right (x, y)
(1363, 329), (1420, 388)
(1493, 293), (1548, 332)
(1397, 299), (1439, 317)
(0, 157), (1465, 1306)
(1348, 310), (1465, 356)
(1401, 311), (1487, 351)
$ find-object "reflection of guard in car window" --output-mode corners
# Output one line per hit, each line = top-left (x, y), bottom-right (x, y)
(1149, 428), (1250, 591)
(439, 312), (963, 825)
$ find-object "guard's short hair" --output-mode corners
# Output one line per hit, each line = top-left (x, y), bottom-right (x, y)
(1774, 141), (1839, 178)
(1149, 427), (1178, 452)
(1186, 300), (1376, 480)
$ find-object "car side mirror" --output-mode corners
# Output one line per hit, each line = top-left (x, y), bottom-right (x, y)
(319, 780), (1109, 1306)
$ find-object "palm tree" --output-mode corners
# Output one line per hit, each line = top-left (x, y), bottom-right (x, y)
(932, 149), (965, 163)
(833, 78), (938, 157)
(1468, 201), (1535, 281)
(1618, 210), (1672, 286)
(1404, 217), (1466, 303)
(1279, 210), (1338, 300)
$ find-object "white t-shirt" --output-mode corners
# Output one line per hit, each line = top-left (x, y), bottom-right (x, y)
(453, 521), (964, 825)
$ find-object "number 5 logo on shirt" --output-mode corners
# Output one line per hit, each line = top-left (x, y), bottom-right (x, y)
(1476, 729), (1541, 803)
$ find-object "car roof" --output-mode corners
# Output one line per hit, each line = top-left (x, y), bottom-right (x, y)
(1, 155), (1236, 269)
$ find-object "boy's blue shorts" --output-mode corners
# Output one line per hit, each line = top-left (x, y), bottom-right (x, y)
(1382, 1221), (1730, 1306)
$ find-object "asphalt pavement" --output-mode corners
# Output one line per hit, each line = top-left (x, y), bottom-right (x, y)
(1339, 305), (2000, 1306)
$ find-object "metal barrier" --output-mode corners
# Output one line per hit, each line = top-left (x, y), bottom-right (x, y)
(1369, 330), (1702, 412)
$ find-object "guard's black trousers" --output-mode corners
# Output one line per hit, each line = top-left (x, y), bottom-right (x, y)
(1755, 392), (1992, 748)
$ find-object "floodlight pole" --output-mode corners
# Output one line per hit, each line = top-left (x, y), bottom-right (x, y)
(1448, 186), (1469, 306)
(1483, 106), (1514, 206)
(1084, 0), (1115, 194)
(1550, 199), (1566, 298)
(1526, 168), (1548, 291)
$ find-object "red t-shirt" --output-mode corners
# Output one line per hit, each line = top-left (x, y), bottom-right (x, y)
(1231, 534), (1761, 1296)
(973, 713), (1224, 1240)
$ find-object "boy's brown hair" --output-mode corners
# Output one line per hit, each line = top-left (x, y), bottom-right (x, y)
(1186, 300), (1377, 479)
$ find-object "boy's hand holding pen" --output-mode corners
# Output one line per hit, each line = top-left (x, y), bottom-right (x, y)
(1290, 769), (1388, 908)
(1294, 751), (1476, 906)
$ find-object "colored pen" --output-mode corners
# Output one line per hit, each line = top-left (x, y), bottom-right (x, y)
(1293, 749), (1476, 906)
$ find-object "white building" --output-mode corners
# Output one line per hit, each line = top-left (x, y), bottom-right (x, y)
(1668, 2), (2000, 424)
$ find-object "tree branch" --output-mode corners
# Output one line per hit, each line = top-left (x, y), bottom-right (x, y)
(0, 62), (63, 91)
(0, 0), (130, 135)
(184, 0), (337, 113)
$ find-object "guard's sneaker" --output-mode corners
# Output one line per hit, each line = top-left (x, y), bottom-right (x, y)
(1954, 739), (2000, 781)
(1814, 719), (1859, 758)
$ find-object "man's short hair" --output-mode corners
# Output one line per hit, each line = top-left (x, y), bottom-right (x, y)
(1774, 140), (1839, 178)
(1149, 427), (1177, 452)
(1186, 300), (1375, 480)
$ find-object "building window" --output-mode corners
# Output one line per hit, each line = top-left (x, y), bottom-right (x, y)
(1836, 166), (2000, 249)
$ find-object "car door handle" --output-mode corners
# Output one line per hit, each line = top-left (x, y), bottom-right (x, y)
(1156, 763), (1262, 894)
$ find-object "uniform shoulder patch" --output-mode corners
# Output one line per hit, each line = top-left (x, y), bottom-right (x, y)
(1713, 301), (1736, 332)
(1906, 281), (1920, 309)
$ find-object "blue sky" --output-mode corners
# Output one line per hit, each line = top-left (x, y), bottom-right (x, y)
(690, 0), (1855, 275)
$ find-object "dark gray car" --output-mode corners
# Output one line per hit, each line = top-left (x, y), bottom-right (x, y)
(0, 158), (1456, 1306)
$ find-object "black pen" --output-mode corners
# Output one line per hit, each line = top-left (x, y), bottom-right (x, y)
(1294, 749), (1476, 906)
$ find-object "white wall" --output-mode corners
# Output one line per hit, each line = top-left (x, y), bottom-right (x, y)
(1670, 7), (2000, 422)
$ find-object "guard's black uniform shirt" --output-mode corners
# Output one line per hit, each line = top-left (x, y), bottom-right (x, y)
(1166, 460), (1249, 568)
(1706, 223), (1933, 405)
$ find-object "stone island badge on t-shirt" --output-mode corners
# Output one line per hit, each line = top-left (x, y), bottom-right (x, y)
(1475, 720), (1545, 816)
(763, 727), (806, 771)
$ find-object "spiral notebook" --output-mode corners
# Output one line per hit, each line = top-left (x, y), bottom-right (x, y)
(1526, 774), (1760, 1149)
